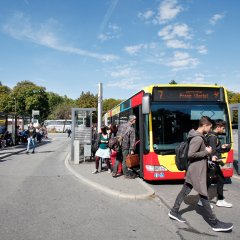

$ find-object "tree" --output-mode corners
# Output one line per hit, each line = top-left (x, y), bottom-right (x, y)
(47, 92), (64, 113)
(12, 80), (49, 121)
(103, 98), (122, 112)
(227, 90), (240, 104)
(0, 85), (12, 112)
(76, 91), (98, 108)
(169, 80), (177, 84)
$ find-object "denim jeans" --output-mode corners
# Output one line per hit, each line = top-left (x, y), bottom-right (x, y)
(27, 137), (35, 152)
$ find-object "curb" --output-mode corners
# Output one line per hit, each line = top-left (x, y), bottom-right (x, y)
(64, 154), (155, 199)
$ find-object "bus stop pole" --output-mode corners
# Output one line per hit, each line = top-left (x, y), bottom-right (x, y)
(97, 83), (102, 132)
(71, 108), (75, 161)
(238, 104), (240, 175)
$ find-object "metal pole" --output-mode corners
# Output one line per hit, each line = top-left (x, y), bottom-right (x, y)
(14, 97), (16, 114)
(71, 108), (75, 161)
(32, 109), (34, 123)
(238, 104), (240, 175)
(97, 83), (103, 132)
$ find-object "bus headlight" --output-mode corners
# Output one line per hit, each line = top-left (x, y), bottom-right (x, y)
(145, 165), (168, 172)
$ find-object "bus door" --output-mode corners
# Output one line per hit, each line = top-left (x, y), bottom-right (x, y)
(132, 106), (143, 177)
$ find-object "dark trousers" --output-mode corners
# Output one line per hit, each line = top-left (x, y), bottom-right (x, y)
(172, 182), (216, 220)
(113, 149), (130, 175)
(207, 164), (225, 200)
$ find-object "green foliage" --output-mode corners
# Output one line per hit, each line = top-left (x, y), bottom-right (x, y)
(0, 85), (12, 112)
(227, 90), (240, 104)
(48, 103), (72, 120)
(12, 80), (49, 121)
(47, 92), (65, 113)
(103, 98), (122, 112)
(76, 91), (98, 108)
(169, 80), (177, 84)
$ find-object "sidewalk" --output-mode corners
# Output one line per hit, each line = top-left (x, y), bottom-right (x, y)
(65, 156), (155, 200)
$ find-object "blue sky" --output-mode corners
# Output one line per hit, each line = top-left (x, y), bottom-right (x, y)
(0, 0), (240, 99)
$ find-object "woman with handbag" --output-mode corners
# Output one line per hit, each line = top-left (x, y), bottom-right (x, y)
(92, 125), (111, 174)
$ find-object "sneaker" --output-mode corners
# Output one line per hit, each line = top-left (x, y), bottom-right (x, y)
(108, 169), (112, 174)
(92, 170), (98, 174)
(32, 151), (35, 154)
(216, 199), (232, 208)
(210, 219), (233, 232)
(168, 210), (186, 223)
(26, 151), (29, 154)
(197, 200), (214, 209)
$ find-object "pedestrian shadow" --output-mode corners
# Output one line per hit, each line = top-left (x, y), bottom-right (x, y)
(35, 151), (55, 153)
(0, 159), (7, 163)
(179, 193), (233, 233)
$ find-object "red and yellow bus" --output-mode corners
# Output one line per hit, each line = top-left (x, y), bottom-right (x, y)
(105, 84), (234, 181)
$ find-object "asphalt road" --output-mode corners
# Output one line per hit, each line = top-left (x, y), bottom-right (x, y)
(0, 133), (239, 240)
(0, 134), (180, 240)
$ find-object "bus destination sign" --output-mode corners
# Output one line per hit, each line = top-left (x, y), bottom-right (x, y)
(152, 87), (224, 102)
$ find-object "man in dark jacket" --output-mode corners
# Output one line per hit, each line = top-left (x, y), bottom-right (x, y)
(112, 115), (136, 179)
(168, 116), (233, 232)
(202, 119), (232, 208)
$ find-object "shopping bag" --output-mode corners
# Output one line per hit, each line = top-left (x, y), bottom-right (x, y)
(126, 154), (139, 168)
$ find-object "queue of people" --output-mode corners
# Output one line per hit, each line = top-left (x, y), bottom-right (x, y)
(0, 122), (48, 152)
(91, 115), (137, 179)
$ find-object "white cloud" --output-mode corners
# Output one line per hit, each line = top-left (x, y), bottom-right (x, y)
(106, 65), (145, 90)
(167, 51), (199, 70)
(124, 44), (148, 55)
(98, 0), (119, 35)
(156, 0), (183, 24)
(209, 13), (225, 25)
(3, 12), (118, 62)
(197, 45), (208, 54)
(205, 29), (213, 35)
(194, 73), (205, 81)
(180, 73), (209, 84)
(98, 23), (121, 42)
(165, 39), (190, 49)
(158, 23), (191, 40)
(138, 10), (154, 20)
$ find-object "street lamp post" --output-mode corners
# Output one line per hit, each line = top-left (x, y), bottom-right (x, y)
(13, 97), (17, 114)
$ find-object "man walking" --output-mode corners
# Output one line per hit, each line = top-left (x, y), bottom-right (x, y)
(168, 116), (233, 232)
(204, 119), (232, 208)
(112, 115), (136, 179)
(26, 123), (36, 154)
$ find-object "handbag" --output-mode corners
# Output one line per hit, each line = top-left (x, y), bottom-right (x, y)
(126, 154), (139, 168)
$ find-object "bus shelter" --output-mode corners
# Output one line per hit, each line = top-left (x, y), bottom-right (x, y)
(0, 112), (31, 145)
(229, 104), (240, 174)
(71, 108), (96, 163)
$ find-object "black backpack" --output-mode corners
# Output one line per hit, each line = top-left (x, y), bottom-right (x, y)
(175, 137), (193, 171)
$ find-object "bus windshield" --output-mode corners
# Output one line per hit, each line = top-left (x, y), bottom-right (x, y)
(151, 102), (230, 155)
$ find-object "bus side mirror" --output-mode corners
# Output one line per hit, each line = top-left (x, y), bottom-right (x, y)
(142, 93), (151, 114)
